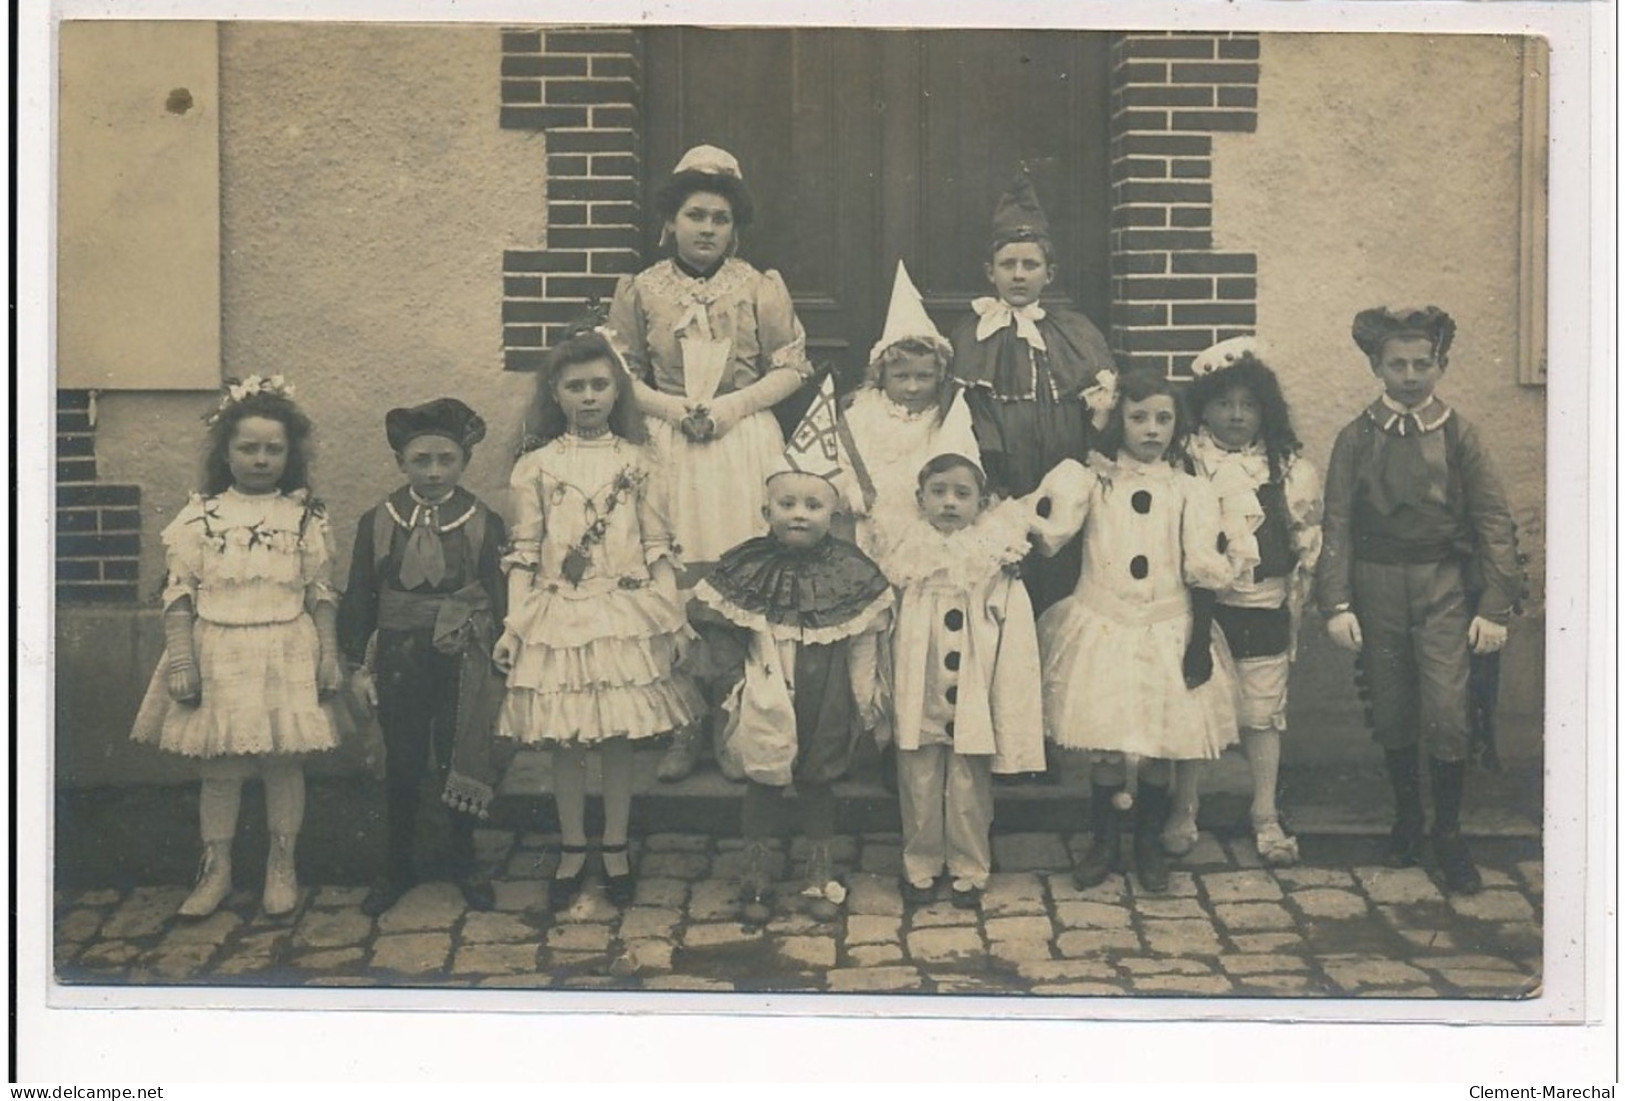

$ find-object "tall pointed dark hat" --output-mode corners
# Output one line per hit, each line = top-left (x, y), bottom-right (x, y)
(990, 164), (1053, 249)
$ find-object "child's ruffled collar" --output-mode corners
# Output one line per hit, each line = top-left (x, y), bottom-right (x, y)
(849, 386), (939, 425)
(877, 500), (1032, 590)
(695, 535), (893, 644)
(1189, 429), (1270, 478)
(1089, 451), (1179, 485)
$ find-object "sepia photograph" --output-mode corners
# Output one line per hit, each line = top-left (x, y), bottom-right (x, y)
(18, 0), (1609, 1084)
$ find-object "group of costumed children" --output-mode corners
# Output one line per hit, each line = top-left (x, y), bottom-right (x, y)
(132, 164), (1519, 928)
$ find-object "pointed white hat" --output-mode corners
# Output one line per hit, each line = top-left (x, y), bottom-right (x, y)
(869, 259), (951, 366)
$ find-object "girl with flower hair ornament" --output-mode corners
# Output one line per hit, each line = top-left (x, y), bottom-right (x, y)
(130, 376), (342, 920)
(494, 327), (704, 912)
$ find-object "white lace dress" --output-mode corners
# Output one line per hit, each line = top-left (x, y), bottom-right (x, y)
(130, 488), (340, 758)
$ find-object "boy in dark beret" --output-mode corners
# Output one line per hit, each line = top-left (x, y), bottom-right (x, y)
(1317, 307), (1521, 894)
(339, 397), (509, 915)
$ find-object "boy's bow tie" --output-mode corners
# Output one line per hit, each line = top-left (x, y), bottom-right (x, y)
(972, 297), (1047, 352)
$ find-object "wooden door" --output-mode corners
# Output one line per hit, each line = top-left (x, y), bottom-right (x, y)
(643, 28), (1111, 390)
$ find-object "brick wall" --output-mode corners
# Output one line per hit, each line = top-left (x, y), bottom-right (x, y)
(56, 390), (143, 603)
(500, 27), (643, 371)
(1108, 31), (1260, 378)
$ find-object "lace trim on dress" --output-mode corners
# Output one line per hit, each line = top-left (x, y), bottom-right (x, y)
(165, 489), (328, 588)
(876, 393), (937, 423)
(696, 583), (894, 646)
(639, 257), (756, 312)
(1189, 430), (1267, 581)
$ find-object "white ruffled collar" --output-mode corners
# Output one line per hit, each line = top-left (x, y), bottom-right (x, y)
(877, 500), (1032, 590)
(854, 387), (938, 423)
(1090, 451), (1179, 484)
(1190, 429), (1269, 473)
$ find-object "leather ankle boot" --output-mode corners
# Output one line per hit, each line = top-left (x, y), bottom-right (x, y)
(1132, 782), (1172, 893)
(1383, 747), (1425, 868)
(1430, 758), (1482, 894)
(178, 840), (233, 919)
(1073, 783), (1123, 889)
(263, 832), (300, 917)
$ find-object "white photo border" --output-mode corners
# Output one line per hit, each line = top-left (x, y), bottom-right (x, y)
(14, 0), (1615, 1084)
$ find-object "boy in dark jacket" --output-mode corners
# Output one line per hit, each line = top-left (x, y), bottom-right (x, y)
(1317, 307), (1521, 894)
(339, 398), (509, 915)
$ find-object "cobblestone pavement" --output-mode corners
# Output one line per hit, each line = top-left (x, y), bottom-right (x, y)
(54, 830), (1542, 999)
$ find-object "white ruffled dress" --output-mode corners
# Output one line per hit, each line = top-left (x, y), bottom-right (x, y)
(1031, 455), (1246, 761)
(838, 387), (981, 565)
(130, 488), (341, 758)
(497, 434), (703, 746)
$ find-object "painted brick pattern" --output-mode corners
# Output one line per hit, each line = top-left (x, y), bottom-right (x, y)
(1109, 32), (1261, 377)
(57, 390), (142, 603)
(500, 28), (644, 369)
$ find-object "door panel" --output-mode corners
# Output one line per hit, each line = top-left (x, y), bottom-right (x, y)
(643, 29), (882, 377)
(643, 28), (1110, 388)
(893, 32), (1111, 330)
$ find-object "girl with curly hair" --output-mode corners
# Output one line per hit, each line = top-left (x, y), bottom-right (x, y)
(130, 378), (342, 920)
(1166, 338), (1323, 867)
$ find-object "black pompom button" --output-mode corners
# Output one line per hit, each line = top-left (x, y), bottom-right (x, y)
(944, 651), (961, 672)
(944, 721), (956, 739)
(945, 686), (958, 705)
(944, 609), (964, 631)
(1129, 555), (1149, 579)
(1131, 489), (1152, 514)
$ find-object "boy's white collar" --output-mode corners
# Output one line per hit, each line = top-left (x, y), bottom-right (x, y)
(1373, 393), (1451, 435)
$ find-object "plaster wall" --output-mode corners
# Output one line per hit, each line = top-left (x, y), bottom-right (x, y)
(70, 24), (544, 785)
(1212, 33), (1546, 736)
(94, 23), (544, 593)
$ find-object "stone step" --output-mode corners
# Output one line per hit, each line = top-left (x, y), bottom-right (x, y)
(493, 745), (1543, 840)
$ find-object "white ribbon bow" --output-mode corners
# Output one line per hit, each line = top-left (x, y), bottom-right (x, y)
(972, 297), (1047, 352)
(1080, 369), (1119, 431)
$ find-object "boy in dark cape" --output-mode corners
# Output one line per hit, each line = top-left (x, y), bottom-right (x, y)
(696, 410), (893, 924)
(949, 166), (1118, 618)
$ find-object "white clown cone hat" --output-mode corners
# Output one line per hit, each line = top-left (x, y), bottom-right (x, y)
(869, 259), (951, 366)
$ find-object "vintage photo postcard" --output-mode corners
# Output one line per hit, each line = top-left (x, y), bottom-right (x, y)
(15, 0), (1611, 1084)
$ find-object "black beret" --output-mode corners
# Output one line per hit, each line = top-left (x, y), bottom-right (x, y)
(385, 397), (487, 454)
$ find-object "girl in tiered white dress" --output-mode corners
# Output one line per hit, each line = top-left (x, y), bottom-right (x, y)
(131, 377), (342, 919)
(495, 329), (704, 912)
